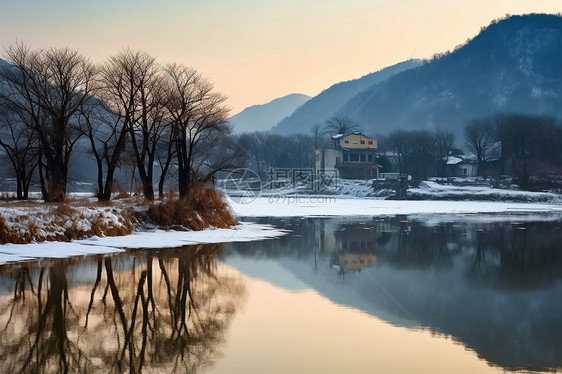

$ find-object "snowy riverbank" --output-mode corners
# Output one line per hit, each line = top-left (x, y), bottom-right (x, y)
(0, 222), (287, 265)
(229, 197), (562, 217)
(2, 189), (562, 266)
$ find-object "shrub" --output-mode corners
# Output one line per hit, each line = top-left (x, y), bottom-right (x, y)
(147, 184), (238, 230)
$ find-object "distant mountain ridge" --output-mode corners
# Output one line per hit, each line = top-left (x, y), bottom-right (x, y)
(229, 93), (310, 133)
(271, 59), (423, 134)
(335, 13), (562, 136)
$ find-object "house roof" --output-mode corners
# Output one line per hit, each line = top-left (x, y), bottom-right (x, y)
(331, 132), (373, 139)
(446, 156), (463, 165)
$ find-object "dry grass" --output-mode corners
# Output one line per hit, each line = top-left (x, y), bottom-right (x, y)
(147, 184), (238, 231)
(113, 191), (131, 199)
(0, 193), (18, 201)
(0, 193), (41, 202)
(0, 184), (236, 245)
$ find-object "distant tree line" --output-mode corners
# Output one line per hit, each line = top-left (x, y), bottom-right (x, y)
(376, 129), (458, 179)
(235, 132), (314, 177)
(233, 112), (562, 190)
(379, 113), (562, 185)
(464, 113), (562, 187)
(0, 42), (239, 202)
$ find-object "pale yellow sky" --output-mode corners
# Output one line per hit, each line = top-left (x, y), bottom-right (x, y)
(0, 0), (560, 114)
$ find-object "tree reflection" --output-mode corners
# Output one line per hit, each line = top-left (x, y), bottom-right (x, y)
(0, 243), (245, 373)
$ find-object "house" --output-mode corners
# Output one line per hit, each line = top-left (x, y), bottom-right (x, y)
(446, 156), (479, 177)
(315, 133), (379, 179)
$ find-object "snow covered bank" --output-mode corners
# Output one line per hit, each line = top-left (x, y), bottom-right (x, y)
(0, 222), (288, 266)
(229, 197), (562, 217)
(222, 177), (561, 202)
(409, 181), (561, 202)
(0, 204), (133, 244)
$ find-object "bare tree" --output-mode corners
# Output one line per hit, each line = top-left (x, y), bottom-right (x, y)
(163, 64), (232, 198)
(311, 123), (323, 149)
(323, 116), (361, 136)
(155, 124), (176, 199)
(0, 42), (95, 202)
(434, 129), (455, 176)
(0, 99), (39, 199)
(384, 130), (414, 175)
(235, 131), (268, 176)
(101, 49), (165, 201)
(79, 96), (128, 201)
(465, 117), (494, 176)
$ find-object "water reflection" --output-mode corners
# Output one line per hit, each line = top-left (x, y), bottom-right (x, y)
(1, 215), (562, 373)
(0, 244), (245, 373)
(228, 215), (562, 372)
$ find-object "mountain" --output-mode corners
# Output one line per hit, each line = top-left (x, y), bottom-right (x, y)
(271, 59), (423, 134)
(229, 93), (310, 133)
(335, 13), (562, 136)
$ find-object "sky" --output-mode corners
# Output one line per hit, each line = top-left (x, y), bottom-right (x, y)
(0, 0), (561, 114)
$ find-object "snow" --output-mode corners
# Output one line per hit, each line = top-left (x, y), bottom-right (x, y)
(0, 205), (131, 242)
(0, 242), (124, 265)
(223, 176), (561, 201)
(78, 222), (287, 249)
(0, 222), (288, 266)
(446, 156), (463, 165)
(229, 196), (562, 217)
(409, 181), (560, 202)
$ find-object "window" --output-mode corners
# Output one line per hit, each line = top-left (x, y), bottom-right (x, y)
(350, 154), (359, 162)
(360, 140), (365, 144)
(343, 153), (349, 162)
(344, 140), (349, 144)
(462, 168), (468, 176)
(368, 141), (373, 145)
(367, 154), (373, 162)
(360, 154), (366, 162)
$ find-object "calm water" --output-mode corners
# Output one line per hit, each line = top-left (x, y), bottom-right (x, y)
(1, 214), (562, 373)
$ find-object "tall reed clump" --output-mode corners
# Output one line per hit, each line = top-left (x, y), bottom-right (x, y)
(147, 184), (238, 230)
(0, 214), (23, 244)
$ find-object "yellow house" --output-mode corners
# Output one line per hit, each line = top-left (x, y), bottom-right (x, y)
(315, 132), (380, 179)
(340, 133), (377, 149)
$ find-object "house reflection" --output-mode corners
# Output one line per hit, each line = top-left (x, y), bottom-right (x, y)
(231, 215), (562, 372)
(337, 253), (377, 271)
(333, 223), (378, 271)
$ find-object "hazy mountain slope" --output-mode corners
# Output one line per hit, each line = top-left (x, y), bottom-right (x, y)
(229, 93), (310, 133)
(271, 59), (423, 134)
(336, 14), (562, 136)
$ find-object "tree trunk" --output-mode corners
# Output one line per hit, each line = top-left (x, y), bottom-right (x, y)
(44, 161), (67, 202)
(16, 173), (24, 200)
